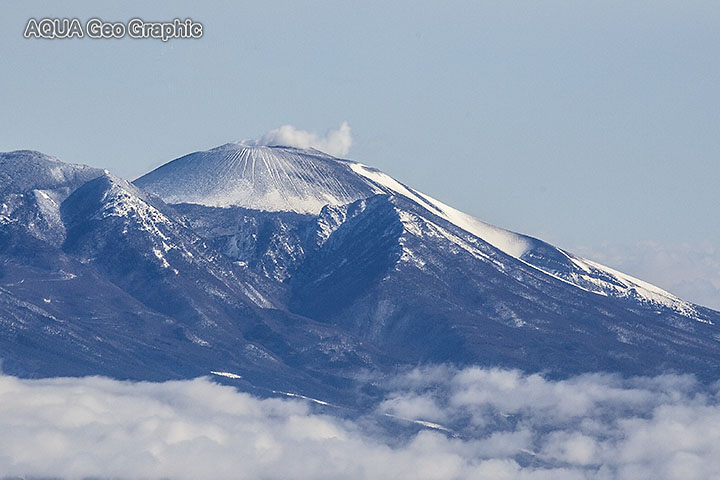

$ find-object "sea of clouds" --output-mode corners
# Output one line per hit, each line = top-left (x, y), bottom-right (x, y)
(1, 366), (719, 480)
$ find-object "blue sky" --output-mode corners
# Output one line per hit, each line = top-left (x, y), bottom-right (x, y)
(1, 1), (718, 307)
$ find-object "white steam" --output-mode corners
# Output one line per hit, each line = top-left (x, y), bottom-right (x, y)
(1, 367), (719, 479)
(247, 122), (353, 157)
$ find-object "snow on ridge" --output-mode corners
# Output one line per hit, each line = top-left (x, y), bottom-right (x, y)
(352, 164), (703, 320)
(0, 150), (105, 208)
(96, 175), (174, 233)
(573, 256), (703, 321)
(210, 371), (243, 379)
(273, 391), (332, 406)
(349, 163), (532, 259)
(382, 413), (455, 435)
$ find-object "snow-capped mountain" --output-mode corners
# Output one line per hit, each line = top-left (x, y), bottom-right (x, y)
(137, 143), (706, 322)
(135, 144), (380, 214)
(1, 145), (719, 406)
(0, 151), (105, 245)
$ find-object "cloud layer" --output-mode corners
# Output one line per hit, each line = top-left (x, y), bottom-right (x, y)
(1, 368), (719, 479)
(247, 122), (352, 157)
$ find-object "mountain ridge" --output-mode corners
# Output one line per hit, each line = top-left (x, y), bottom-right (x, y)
(1, 145), (718, 406)
(136, 143), (709, 320)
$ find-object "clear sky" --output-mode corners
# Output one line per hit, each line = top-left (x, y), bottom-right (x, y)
(1, 1), (718, 307)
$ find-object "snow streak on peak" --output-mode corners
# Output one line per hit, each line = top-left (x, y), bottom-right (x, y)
(135, 144), (379, 214)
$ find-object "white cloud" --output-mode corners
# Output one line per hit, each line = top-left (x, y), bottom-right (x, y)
(246, 122), (353, 157)
(1, 368), (719, 479)
(573, 241), (720, 311)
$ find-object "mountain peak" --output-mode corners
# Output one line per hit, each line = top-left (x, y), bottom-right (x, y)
(218, 141), (334, 157)
(0, 150), (104, 198)
(135, 143), (380, 214)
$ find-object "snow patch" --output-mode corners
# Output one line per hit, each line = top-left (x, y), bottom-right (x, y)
(383, 413), (455, 435)
(273, 391), (332, 407)
(210, 371), (242, 379)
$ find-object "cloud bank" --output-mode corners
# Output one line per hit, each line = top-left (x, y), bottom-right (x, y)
(247, 122), (352, 157)
(1, 368), (719, 479)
